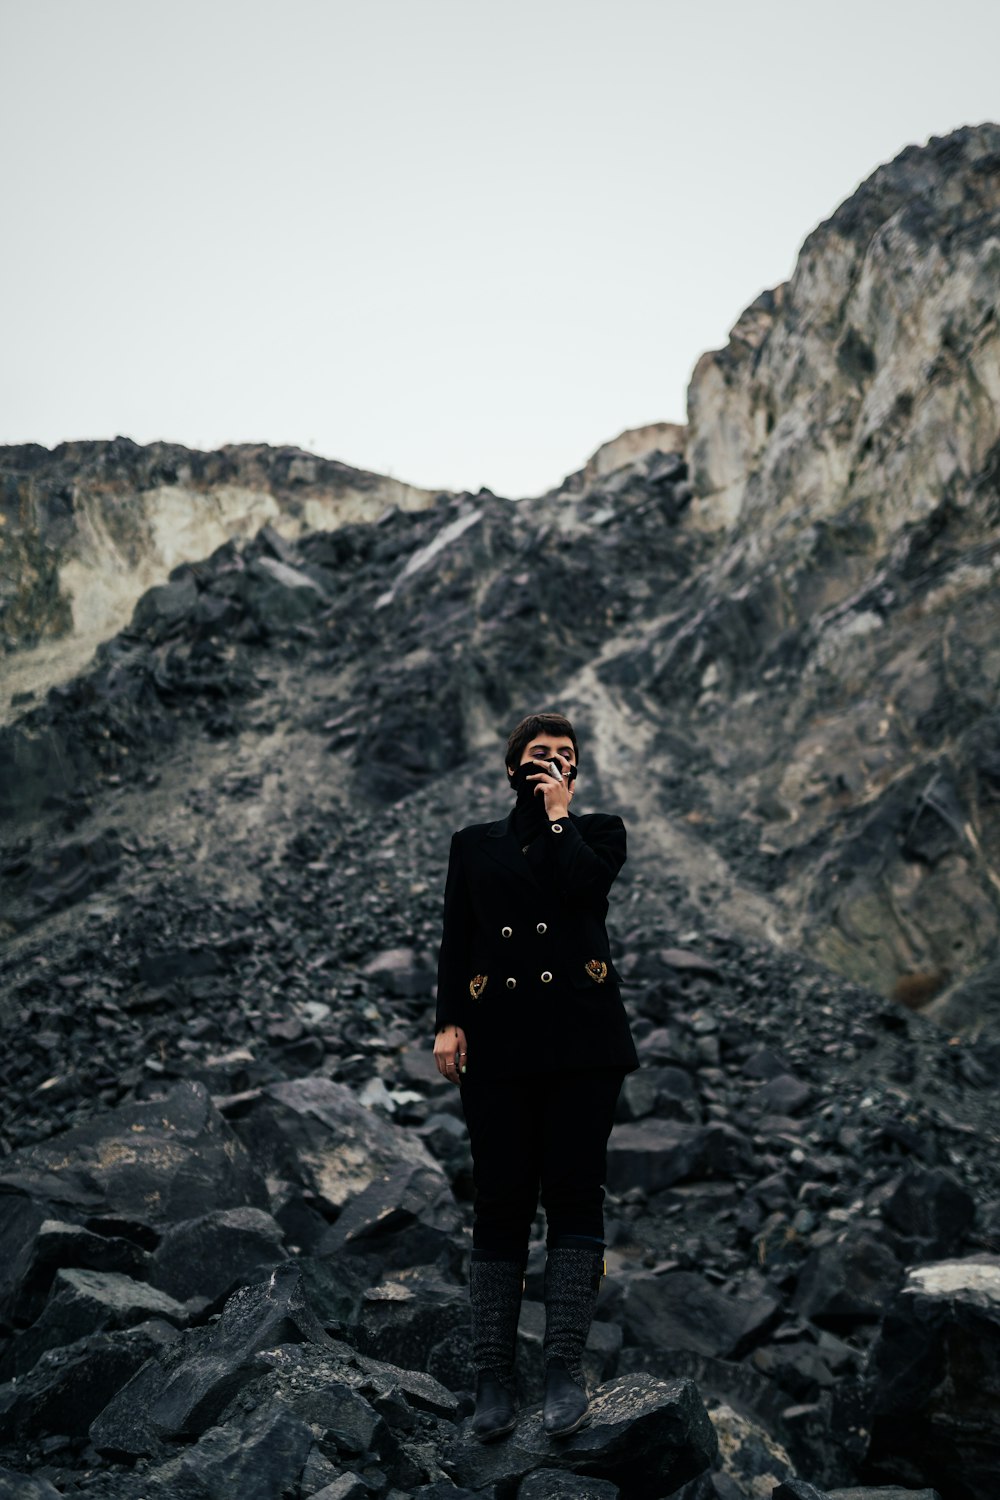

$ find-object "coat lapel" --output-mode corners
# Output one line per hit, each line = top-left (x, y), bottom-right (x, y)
(480, 808), (539, 888)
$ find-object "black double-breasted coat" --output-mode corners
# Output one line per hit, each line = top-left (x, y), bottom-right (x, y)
(435, 805), (640, 1080)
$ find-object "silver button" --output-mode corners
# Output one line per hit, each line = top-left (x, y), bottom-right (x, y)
(536, 922), (547, 934)
(550, 822), (563, 833)
(506, 976), (517, 989)
(501, 925), (513, 938)
(541, 971), (553, 983)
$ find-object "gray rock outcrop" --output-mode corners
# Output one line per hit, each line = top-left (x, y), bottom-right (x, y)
(862, 1257), (1000, 1500)
(599, 122), (1000, 1006)
(687, 125), (1000, 540)
(0, 437), (446, 692)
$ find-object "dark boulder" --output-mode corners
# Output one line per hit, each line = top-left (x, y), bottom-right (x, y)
(0, 1214), (149, 1329)
(294, 1254), (372, 1340)
(0, 1321), (179, 1442)
(89, 1263), (334, 1456)
(743, 1049), (793, 1081)
(751, 1339), (842, 1402)
(606, 1121), (752, 1195)
(414, 1109), (473, 1183)
(229, 1076), (446, 1218)
(0, 1196), (49, 1328)
(752, 1073), (813, 1116)
(621, 1271), (781, 1360)
(694, 1402), (795, 1497)
(519, 1471), (621, 1498)
(315, 1161), (465, 1275)
(225, 1337), (460, 1424)
(138, 1399), (316, 1500)
(878, 1166), (976, 1258)
(795, 1228), (903, 1327)
(827, 1486), (943, 1499)
(0, 1080), (268, 1230)
(223, 1357), (394, 1464)
(0, 1267), (188, 1380)
(310, 1477), (379, 1500)
(863, 1257), (1000, 1500)
(410, 1487), (482, 1500)
(618, 1065), (702, 1124)
(0, 1469), (63, 1500)
(148, 1205), (288, 1304)
(361, 945), (436, 998)
(447, 1372), (718, 1500)
(616, 1070), (660, 1123)
(352, 1275), (471, 1390)
(130, 570), (200, 639)
(203, 1342), (460, 1493)
(137, 944), (221, 985)
(25, 831), (122, 913)
(244, 554), (330, 626)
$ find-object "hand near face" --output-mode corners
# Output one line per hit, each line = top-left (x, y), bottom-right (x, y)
(525, 752), (574, 818)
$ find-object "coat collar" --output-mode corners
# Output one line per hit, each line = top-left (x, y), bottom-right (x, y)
(480, 806), (579, 889)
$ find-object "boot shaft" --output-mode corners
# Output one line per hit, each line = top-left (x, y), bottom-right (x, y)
(542, 1242), (605, 1382)
(469, 1251), (527, 1385)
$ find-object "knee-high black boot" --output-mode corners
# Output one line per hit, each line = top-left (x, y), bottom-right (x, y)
(542, 1235), (605, 1437)
(469, 1249), (528, 1442)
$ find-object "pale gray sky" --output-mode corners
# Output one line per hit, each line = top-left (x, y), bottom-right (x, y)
(3, 0), (998, 499)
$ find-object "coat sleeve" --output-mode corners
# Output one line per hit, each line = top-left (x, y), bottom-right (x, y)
(542, 813), (627, 902)
(435, 832), (473, 1031)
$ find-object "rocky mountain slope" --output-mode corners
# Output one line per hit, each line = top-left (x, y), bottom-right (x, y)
(674, 121), (1000, 1011)
(0, 437), (448, 719)
(1, 122), (999, 1499)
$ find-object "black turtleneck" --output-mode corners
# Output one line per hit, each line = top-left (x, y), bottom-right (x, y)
(509, 762), (559, 850)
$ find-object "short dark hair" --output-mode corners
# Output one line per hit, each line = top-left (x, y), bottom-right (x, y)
(504, 712), (579, 785)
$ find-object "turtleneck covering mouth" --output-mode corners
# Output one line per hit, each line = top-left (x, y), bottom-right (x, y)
(509, 760), (567, 845)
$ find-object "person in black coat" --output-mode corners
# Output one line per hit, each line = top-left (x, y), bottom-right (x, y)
(433, 711), (639, 1442)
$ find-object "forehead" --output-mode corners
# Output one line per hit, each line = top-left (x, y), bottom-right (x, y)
(527, 734), (575, 752)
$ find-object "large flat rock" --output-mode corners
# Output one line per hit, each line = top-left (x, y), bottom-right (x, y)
(863, 1256), (1000, 1500)
(0, 1081), (267, 1230)
(230, 1076), (446, 1215)
(446, 1372), (717, 1499)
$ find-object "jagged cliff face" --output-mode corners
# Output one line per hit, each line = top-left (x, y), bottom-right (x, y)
(542, 420), (688, 501)
(0, 436), (445, 665)
(2, 125), (998, 1026)
(627, 122), (1000, 1006)
(687, 124), (1000, 540)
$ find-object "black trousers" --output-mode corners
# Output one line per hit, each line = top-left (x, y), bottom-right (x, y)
(459, 1066), (626, 1255)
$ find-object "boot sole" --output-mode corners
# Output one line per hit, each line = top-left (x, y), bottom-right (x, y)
(473, 1415), (517, 1443)
(544, 1408), (592, 1439)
